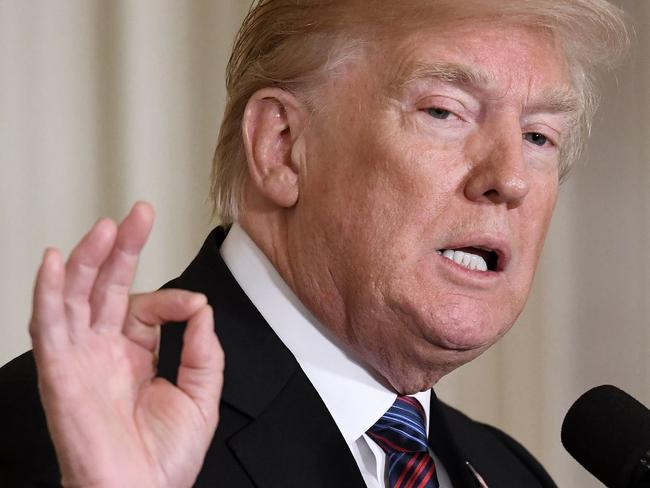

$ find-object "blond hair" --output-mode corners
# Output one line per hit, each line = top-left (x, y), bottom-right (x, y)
(211, 0), (630, 224)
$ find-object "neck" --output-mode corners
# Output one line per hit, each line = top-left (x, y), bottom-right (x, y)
(238, 204), (349, 348)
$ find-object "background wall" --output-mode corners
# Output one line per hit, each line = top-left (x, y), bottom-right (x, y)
(0, 1), (647, 486)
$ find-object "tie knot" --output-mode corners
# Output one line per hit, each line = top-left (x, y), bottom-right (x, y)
(367, 396), (429, 454)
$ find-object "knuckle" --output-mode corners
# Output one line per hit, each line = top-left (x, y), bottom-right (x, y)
(68, 257), (96, 274)
(63, 296), (84, 311)
(115, 244), (141, 261)
(28, 321), (40, 338)
(95, 282), (130, 297)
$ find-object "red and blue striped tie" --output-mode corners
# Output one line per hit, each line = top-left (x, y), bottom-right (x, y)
(367, 396), (440, 488)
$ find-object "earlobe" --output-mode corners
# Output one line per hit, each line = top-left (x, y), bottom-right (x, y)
(242, 88), (307, 209)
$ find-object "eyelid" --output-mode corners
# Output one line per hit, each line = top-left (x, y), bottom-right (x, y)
(523, 115), (565, 141)
(418, 95), (469, 114)
(418, 98), (471, 124)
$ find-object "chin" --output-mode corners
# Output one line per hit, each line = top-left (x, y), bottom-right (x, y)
(430, 319), (507, 352)
(401, 295), (512, 351)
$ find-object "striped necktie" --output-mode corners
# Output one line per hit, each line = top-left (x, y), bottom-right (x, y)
(367, 395), (440, 488)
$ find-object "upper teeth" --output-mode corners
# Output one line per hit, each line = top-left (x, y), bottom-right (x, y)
(437, 249), (488, 272)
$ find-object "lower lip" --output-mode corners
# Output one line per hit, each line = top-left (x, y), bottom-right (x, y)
(435, 253), (503, 285)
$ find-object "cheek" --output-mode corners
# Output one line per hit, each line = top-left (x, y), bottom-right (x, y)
(358, 143), (462, 228)
(519, 186), (558, 259)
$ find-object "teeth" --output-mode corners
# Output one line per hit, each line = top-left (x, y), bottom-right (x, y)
(439, 249), (488, 272)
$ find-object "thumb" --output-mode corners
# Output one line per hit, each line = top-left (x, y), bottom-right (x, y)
(176, 305), (224, 430)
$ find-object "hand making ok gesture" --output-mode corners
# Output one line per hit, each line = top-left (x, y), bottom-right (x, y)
(29, 202), (223, 488)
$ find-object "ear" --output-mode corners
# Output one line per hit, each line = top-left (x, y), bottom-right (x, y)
(242, 88), (309, 209)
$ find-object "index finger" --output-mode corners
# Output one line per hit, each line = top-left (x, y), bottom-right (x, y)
(30, 248), (66, 351)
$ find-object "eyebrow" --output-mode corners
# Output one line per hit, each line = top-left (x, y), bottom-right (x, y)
(390, 60), (496, 91)
(389, 60), (579, 115)
(525, 87), (579, 115)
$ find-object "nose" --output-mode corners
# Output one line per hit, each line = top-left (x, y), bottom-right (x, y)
(463, 127), (531, 209)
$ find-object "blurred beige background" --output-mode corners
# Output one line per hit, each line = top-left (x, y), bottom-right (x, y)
(0, 1), (648, 486)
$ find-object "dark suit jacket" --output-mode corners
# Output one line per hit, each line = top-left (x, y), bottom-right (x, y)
(0, 228), (557, 487)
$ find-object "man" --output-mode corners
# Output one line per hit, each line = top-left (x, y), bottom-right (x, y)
(0, 0), (629, 487)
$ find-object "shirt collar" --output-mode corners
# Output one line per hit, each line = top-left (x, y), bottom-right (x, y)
(220, 223), (431, 442)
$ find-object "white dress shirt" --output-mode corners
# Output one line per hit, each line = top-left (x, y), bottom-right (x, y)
(220, 223), (453, 488)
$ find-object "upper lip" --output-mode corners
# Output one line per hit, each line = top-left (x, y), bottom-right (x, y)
(436, 235), (511, 272)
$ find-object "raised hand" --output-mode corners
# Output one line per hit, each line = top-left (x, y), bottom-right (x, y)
(29, 202), (223, 488)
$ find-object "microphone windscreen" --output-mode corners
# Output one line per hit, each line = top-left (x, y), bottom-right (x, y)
(561, 385), (650, 488)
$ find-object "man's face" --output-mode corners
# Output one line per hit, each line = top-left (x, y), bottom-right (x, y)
(286, 21), (573, 392)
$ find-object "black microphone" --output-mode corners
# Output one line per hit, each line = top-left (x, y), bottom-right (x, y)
(561, 385), (650, 488)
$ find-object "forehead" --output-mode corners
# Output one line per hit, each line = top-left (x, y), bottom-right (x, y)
(371, 20), (575, 108)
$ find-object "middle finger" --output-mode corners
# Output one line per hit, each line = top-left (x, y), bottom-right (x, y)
(89, 202), (154, 332)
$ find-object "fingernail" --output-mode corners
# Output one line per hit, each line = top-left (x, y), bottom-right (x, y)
(43, 248), (61, 270)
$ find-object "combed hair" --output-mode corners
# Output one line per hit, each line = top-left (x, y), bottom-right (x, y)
(211, 0), (630, 224)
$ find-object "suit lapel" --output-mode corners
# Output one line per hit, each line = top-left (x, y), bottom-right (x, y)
(160, 228), (365, 488)
(429, 390), (481, 487)
(227, 370), (366, 488)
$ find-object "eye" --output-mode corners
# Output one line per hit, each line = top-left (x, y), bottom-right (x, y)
(426, 108), (452, 120)
(524, 132), (550, 147)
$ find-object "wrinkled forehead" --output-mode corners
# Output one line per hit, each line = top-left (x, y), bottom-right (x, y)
(348, 0), (574, 79)
(381, 22), (574, 101)
(331, 10), (576, 120)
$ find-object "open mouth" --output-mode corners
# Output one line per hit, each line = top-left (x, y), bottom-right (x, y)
(436, 246), (500, 272)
